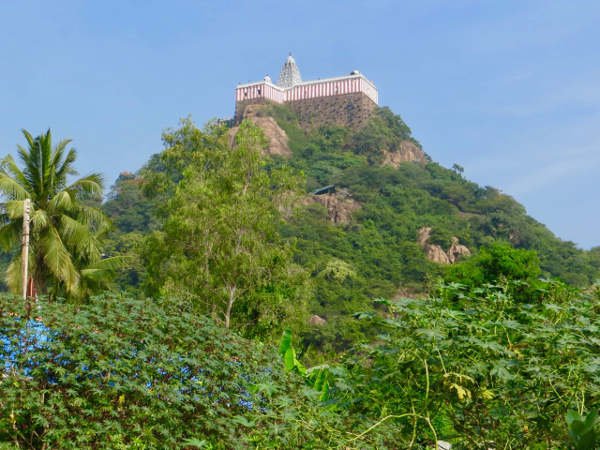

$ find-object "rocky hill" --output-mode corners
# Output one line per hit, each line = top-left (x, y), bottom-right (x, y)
(239, 104), (599, 343)
(102, 105), (600, 352)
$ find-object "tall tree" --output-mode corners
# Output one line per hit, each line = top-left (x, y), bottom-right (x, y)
(0, 129), (112, 299)
(142, 120), (308, 336)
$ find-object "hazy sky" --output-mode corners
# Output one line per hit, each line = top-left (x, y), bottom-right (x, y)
(1, 0), (598, 248)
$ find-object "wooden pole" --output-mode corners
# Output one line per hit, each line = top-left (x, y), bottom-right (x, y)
(21, 198), (31, 300)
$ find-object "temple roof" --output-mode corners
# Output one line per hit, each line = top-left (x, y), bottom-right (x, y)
(277, 53), (302, 88)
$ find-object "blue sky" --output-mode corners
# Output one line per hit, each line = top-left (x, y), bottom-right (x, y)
(0, 0), (598, 248)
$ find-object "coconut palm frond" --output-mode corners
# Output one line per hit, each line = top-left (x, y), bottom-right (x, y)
(0, 154), (29, 189)
(20, 129), (35, 149)
(0, 221), (21, 251)
(41, 227), (80, 294)
(77, 203), (111, 230)
(31, 208), (49, 230)
(5, 200), (27, 219)
(55, 146), (78, 182)
(6, 258), (22, 294)
(81, 256), (128, 280)
(76, 256), (129, 299)
(49, 190), (74, 213)
(67, 173), (104, 198)
(59, 214), (100, 261)
(0, 173), (28, 200)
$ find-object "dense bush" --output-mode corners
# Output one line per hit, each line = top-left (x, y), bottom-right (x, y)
(1, 287), (598, 449)
(444, 241), (545, 302)
(0, 295), (343, 449)
(337, 283), (600, 448)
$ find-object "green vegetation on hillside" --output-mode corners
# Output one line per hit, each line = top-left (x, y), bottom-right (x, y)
(99, 106), (600, 351)
(269, 104), (599, 287)
(1, 106), (598, 448)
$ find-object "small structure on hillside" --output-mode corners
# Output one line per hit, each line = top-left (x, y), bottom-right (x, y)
(234, 54), (379, 128)
(312, 185), (336, 196)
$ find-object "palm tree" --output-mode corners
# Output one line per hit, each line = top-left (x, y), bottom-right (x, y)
(0, 129), (114, 300)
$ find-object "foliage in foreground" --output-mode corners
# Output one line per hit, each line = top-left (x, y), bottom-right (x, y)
(0, 294), (344, 449)
(1, 284), (598, 449)
(336, 282), (599, 448)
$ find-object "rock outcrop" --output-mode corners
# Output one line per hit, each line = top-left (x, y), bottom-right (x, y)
(427, 244), (451, 265)
(229, 105), (292, 158)
(417, 226), (433, 248)
(381, 140), (427, 167)
(418, 227), (471, 265)
(311, 188), (360, 224)
(447, 236), (471, 263)
(309, 315), (327, 326)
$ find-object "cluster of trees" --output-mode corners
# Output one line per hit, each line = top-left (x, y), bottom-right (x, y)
(140, 120), (308, 335)
(0, 105), (598, 447)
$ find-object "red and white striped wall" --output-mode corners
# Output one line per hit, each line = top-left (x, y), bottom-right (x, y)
(235, 73), (378, 105)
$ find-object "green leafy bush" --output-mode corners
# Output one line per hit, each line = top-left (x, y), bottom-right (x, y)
(444, 241), (545, 302)
(0, 295), (341, 449)
(341, 284), (599, 448)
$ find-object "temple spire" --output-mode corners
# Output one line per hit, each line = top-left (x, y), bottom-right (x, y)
(277, 53), (302, 88)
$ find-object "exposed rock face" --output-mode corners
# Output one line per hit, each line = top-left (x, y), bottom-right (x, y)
(250, 116), (291, 157)
(447, 236), (471, 263)
(312, 188), (360, 224)
(381, 140), (427, 167)
(309, 315), (327, 326)
(417, 226), (433, 247)
(427, 244), (451, 265)
(418, 227), (470, 265)
(229, 105), (292, 158)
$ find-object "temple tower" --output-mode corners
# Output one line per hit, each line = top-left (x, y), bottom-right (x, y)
(277, 53), (302, 88)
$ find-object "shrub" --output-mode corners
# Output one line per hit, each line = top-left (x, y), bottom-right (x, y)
(0, 294), (341, 449)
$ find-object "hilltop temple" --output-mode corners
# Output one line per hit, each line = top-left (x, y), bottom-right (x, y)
(234, 54), (379, 129)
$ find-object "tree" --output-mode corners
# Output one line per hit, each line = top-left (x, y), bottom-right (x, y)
(0, 129), (113, 300)
(451, 163), (464, 175)
(142, 120), (308, 336)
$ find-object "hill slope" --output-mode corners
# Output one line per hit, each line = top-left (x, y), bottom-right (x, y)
(264, 104), (599, 283)
(102, 105), (600, 350)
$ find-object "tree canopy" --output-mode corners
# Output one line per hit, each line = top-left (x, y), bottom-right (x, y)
(0, 129), (114, 300)
(140, 120), (309, 336)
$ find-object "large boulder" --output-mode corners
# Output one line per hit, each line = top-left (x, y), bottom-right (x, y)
(418, 227), (470, 265)
(381, 140), (427, 167)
